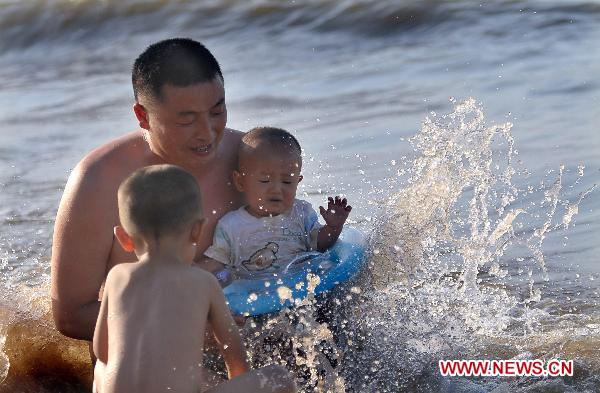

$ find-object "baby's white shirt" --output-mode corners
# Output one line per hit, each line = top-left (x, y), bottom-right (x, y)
(204, 199), (322, 279)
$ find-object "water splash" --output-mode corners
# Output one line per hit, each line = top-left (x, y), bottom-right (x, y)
(241, 271), (346, 392)
(0, 283), (92, 392)
(0, 98), (596, 392)
(229, 98), (598, 392)
(340, 98), (596, 391)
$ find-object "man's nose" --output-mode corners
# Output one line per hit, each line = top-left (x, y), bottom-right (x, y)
(193, 114), (214, 141)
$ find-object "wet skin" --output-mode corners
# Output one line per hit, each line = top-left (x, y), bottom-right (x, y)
(51, 78), (245, 342)
(233, 153), (303, 218)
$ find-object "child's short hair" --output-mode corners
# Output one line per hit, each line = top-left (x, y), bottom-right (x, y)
(239, 127), (302, 168)
(118, 165), (202, 240)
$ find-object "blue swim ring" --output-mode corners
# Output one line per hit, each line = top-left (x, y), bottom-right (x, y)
(223, 227), (367, 316)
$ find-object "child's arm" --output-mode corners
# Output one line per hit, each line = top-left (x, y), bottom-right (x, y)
(201, 222), (234, 279)
(195, 256), (233, 288)
(195, 256), (227, 273)
(207, 275), (249, 379)
(317, 196), (352, 252)
(92, 281), (110, 364)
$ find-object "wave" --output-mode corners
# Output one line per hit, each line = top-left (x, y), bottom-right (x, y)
(2, 0), (600, 52)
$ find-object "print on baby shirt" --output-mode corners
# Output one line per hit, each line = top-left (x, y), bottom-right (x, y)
(242, 242), (280, 272)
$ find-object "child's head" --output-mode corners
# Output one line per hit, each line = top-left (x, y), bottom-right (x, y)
(234, 127), (302, 217)
(116, 164), (203, 253)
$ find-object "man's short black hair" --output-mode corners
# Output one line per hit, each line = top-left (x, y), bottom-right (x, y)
(132, 38), (223, 102)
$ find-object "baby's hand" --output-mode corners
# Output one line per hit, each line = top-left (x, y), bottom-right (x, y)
(319, 196), (352, 230)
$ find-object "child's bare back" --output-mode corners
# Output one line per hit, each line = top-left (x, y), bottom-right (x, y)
(95, 259), (230, 392)
(93, 165), (296, 393)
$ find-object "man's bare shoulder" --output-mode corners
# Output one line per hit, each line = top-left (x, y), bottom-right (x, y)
(62, 131), (153, 210)
(222, 128), (244, 149)
(225, 127), (244, 137)
(76, 131), (148, 181)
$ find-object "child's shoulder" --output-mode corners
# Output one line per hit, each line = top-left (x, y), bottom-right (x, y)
(106, 260), (135, 280)
(293, 198), (313, 209)
(188, 264), (221, 290)
(291, 198), (317, 215)
(187, 264), (219, 281)
(102, 261), (140, 293)
(216, 206), (248, 226)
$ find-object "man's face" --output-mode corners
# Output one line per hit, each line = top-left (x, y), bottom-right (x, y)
(235, 152), (302, 218)
(140, 78), (227, 170)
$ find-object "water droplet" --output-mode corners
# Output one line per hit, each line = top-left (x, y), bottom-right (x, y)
(247, 293), (258, 302)
(277, 286), (293, 302)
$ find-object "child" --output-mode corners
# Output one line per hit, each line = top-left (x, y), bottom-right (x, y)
(92, 164), (296, 393)
(202, 127), (352, 280)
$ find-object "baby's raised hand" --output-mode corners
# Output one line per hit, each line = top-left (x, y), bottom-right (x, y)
(319, 196), (352, 230)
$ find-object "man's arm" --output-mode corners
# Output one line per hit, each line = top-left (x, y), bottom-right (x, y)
(206, 274), (249, 379)
(51, 160), (117, 341)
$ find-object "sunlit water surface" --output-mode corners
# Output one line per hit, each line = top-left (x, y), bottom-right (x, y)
(0, 1), (598, 391)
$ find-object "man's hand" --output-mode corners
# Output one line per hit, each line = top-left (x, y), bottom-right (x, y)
(319, 196), (352, 230)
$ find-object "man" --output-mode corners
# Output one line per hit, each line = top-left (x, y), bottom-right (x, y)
(50, 38), (245, 341)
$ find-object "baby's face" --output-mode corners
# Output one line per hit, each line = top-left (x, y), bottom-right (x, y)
(236, 153), (302, 217)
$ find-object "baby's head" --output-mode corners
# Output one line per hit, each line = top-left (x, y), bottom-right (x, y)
(116, 164), (203, 256)
(234, 127), (302, 217)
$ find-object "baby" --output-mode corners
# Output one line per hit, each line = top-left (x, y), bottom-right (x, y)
(202, 127), (351, 280)
(92, 164), (296, 393)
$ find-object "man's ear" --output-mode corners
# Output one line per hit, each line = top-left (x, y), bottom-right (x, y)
(298, 174), (303, 183)
(114, 226), (135, 253)
(190, 219), (204, 244)
(133, 103), (150, 130)
(232, 170), (244, 192)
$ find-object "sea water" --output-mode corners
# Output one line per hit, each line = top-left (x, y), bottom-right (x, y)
(0, 1), (598, 392)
